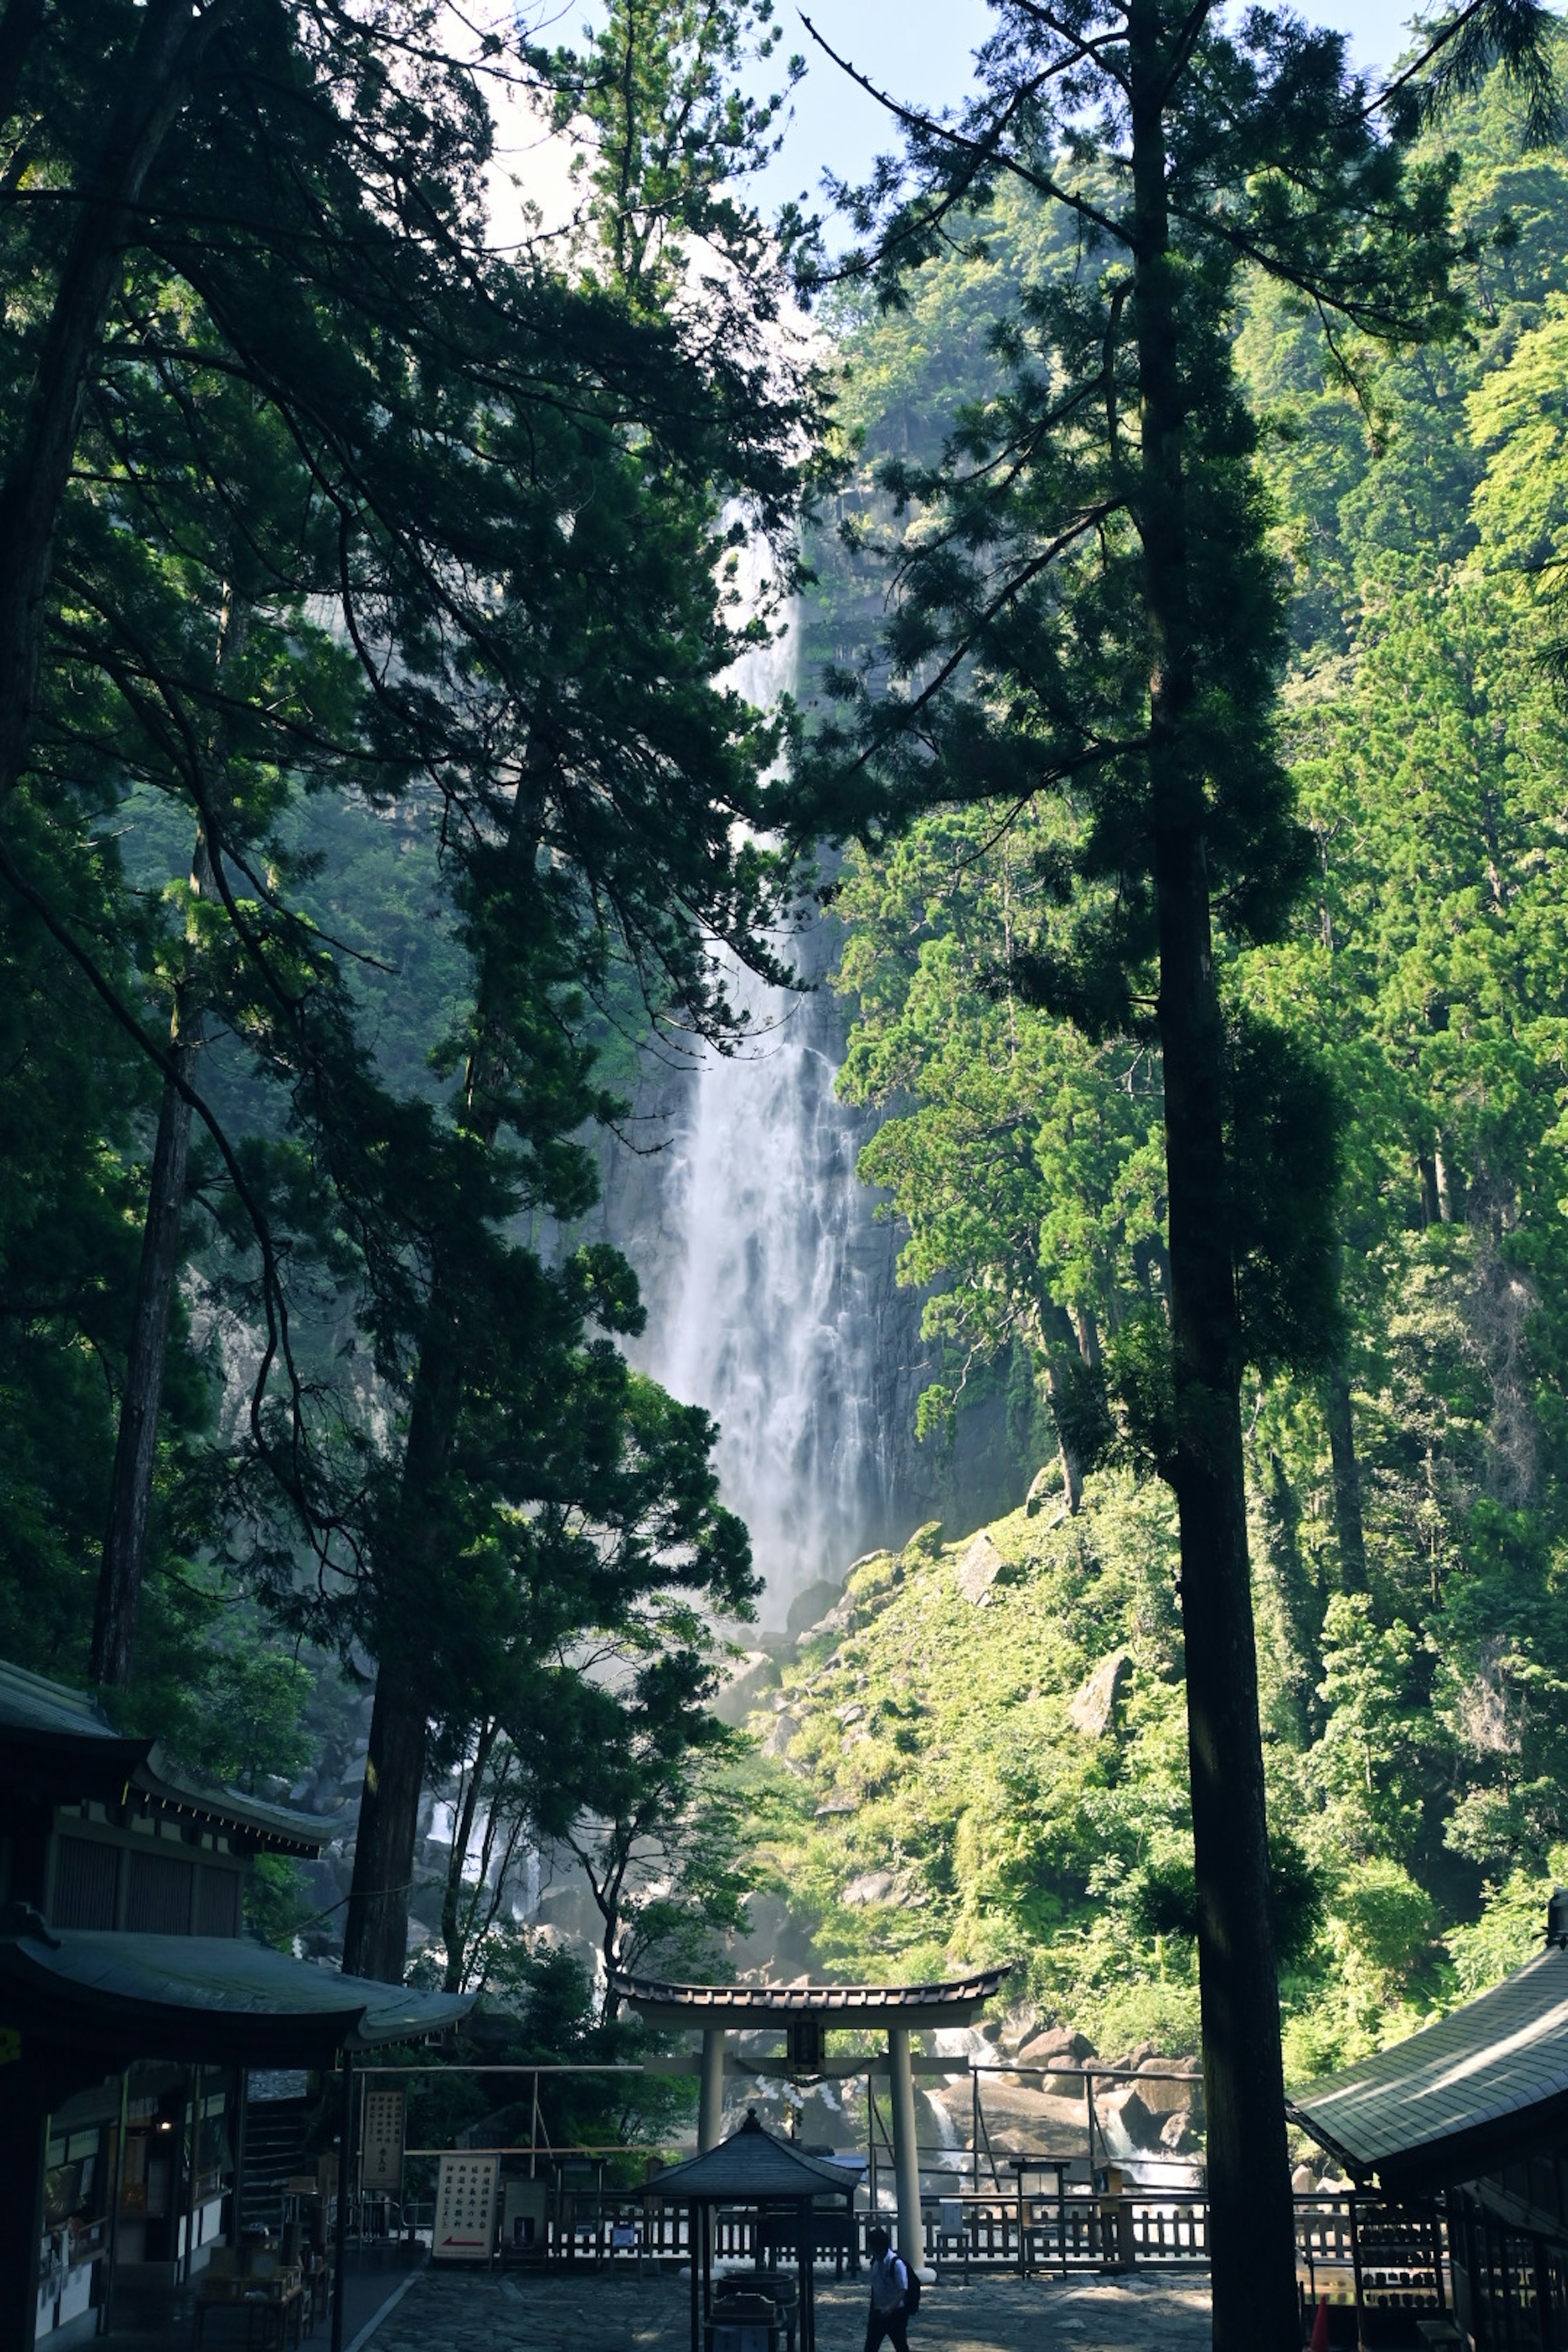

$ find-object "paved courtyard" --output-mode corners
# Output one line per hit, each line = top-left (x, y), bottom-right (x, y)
(363, 2266), (1213, 2351)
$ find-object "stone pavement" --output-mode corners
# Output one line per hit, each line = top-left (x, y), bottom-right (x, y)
(364, 2266), (1213, 2351)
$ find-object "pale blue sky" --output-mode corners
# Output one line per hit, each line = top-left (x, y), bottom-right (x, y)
(751, 0), (1432, 218)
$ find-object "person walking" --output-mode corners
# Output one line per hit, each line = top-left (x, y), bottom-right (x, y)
(864, 2224), (912, 2352)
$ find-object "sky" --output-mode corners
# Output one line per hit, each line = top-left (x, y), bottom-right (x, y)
(719, 0), (1430, 221)
(500, 0), (1456, 249)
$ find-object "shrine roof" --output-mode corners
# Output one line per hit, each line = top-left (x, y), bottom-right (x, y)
(0, 1655), (330, 1855)
(611, 1965), (1008, 2031)
(0, 1919), (471, 2063)
(1289, 1940), (1568, 2188)
(650, 2110), (857, 2203)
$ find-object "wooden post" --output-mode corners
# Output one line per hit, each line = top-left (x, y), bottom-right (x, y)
(184, 2065), (202, 2282)
(972, 2067), (980, 2194)
(229, 2068), (248, 2251)
(331, 2052), (356, 2352)
(0, 2043), (49, 2352)
(102, 2069), (129, 2338)
(688, 2201), (699, 2352)
(1348, 2192), (1367, 2352)
(699, 2029), (725, 2153)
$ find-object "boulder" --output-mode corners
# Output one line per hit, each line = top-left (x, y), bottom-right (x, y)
(836, 1702), (865, 1727)
(786, 1578), (846, 1642)
(902, 1520), (944, 1561)
(1100, 2084), (1161, 2154)
(1025, 1461), (1065, 1516)
(842, 1871), (898, 1908)
(1131, 2067), (1198, 2120)
(1067, 1647), (1133, 1737)
(1018, 2024), (1095, 2070)
(762, 1712), (798, 1758)
(1162, 2111), (1198, 2154)
(957, 1529), (1005, 1603)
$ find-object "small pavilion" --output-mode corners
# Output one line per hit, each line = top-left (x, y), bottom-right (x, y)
(611, 1966), (1009, 2272)
(650, 2109), (853, 2352)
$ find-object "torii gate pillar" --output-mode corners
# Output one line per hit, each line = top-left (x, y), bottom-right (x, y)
(886, 2025), (922, 2273)
(699, 2026), (726, 2151)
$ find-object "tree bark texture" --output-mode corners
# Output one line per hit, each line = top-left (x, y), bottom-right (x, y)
(92, 1042), (196, 1685)
(343, 753), (553, 1980)
(1324, 1363), (1369, 1594)
(1129, 9), (1298, 2343)
(340, 1321), (464, 1981)
(0, 0), (234, 804)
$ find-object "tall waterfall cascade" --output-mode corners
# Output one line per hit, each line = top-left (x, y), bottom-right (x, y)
(636, 939), (898, 1624)
(623, 600), (907, 1624)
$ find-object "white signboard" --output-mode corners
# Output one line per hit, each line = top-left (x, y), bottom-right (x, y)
(433, 2153), (498, 2263)
(361, 2089), (405, 2195)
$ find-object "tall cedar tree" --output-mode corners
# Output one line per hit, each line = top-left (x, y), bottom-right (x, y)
(339, 0), (815, 1980)
(792, 0), (1557, 2341)
(0, 3), (814, 1715)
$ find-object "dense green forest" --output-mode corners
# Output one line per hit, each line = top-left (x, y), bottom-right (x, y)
(2, 0), (1566, 2336)
(758, 43), (1568, 2087)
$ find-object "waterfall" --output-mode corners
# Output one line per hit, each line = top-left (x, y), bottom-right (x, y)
(619, 591), (906, 1624)
(640, 943), (894, 1623)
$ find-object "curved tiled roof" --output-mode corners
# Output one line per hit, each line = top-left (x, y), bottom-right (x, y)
(1289, 1940), (1568, 2185)
(0, 1656), (330, 1855)
(0, 1919), (472, 2062)
(651, 2110), (862, 2202)
(612, 1965), (1009, 2030)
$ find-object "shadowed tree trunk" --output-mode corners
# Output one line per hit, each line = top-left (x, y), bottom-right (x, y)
(1129, 8), (1297, 2339)
(0, 0), (234, 803)
(92, 584), (247, 1688)
(1324, 1363), (1368, 1596)
(342, 750), (553, 1981)
(90, 836), (214, 1686)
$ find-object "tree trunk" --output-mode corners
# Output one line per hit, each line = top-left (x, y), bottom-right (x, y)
(343, 1660), (432, 1984)
(0, 0), (234, 803)
(0, 0), (45, 131)
(1262, 1449), (1325, 1736)
(441, 1719), (497, 1994)
(343, 749), (554, 1981)
(1043, 1358), (1085, 1513)
(1324, 1363), (1368, 1595)
(1130, 9), (1297, 2343)
(92, 1032), (197, 1686)
(341, 1319), (464, 1981)
(94, 584), (245, 1688)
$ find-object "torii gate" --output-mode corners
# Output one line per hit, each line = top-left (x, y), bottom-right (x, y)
(610, 1967), (1009, 2273)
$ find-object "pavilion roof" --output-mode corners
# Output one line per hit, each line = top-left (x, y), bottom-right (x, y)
(0, 1655), (329, 1855)
(612, 1965), (1008, 2032)
(0, 1916), (471, 2064)
(1289, 1939), (1568, 2188)
(650, 2111), (855, 2204)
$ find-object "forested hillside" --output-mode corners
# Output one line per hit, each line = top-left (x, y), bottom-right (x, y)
(767, 43), (1568, 2077)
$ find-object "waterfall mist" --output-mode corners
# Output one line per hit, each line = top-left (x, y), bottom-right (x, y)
(637, 943), (896, 1625)
(626, 595), (902, 1625)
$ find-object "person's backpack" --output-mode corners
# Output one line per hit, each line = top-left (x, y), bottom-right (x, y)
(904, 2266), (922, 2317)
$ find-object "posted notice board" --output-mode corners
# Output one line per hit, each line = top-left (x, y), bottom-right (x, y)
(360, 2088), (405, 2194)
(433, 2153), (498, 2263)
